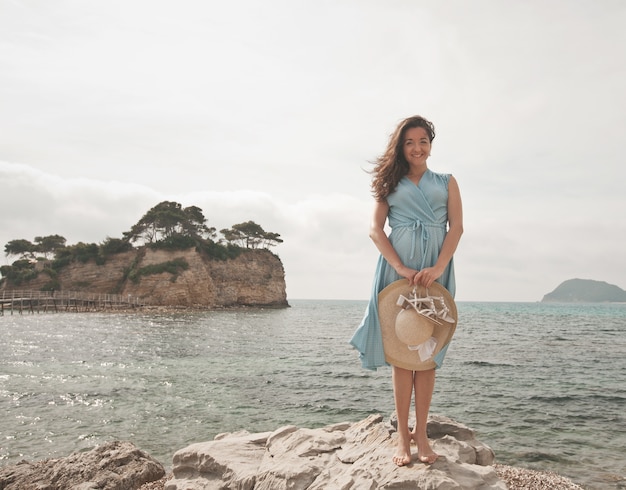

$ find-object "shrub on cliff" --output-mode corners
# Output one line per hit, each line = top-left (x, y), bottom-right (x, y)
(147, 233), (243, 261)
(0, 259), (38, 285)
(196, 240), (242, 261)
(149, 233), (197, 251)
(100, 237), (134, 256)
(51, 242), (102, 267)
(128, 258), (190, 283)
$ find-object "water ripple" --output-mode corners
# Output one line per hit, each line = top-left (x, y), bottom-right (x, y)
(1, 301), (625, 489)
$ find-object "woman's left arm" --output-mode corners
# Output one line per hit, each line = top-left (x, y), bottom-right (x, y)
(415, 175), (464, 287)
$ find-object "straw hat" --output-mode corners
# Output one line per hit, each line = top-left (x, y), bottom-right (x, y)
(378, 279), (457, 371)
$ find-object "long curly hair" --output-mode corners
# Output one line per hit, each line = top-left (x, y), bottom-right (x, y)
(371, 115), (436, 201)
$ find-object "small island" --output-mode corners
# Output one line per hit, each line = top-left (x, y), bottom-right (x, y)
(542, 278), (626, 303)
(0, 201), (288, 309)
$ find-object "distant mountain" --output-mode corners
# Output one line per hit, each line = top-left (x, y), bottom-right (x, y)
(542, 278), (626, 303)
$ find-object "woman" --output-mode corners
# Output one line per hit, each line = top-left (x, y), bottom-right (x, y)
(350, 115), (463, 466)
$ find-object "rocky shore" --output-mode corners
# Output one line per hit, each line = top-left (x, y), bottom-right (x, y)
(0, 414), (584, 490)
(492, 464), (584, 490)
(140, 466), (585, 490)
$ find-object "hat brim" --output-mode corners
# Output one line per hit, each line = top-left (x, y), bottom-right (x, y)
(378, 279), (457, 371)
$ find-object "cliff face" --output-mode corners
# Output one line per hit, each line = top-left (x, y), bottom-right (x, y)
(2, 248), (288, 308)
(127, 248), (288, 307)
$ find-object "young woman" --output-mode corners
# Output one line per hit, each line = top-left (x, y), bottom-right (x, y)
(350, 115), (463, 466)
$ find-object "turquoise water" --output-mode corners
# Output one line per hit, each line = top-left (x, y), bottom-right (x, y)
(1, 301), (625, 489)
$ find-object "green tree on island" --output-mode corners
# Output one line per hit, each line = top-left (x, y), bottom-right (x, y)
(122, 201), (217, 244)
(4, 239), (37, 260)
(34, 234), (67, 259)
(4, 235), (67, 260)
(220, 221), (283, 249)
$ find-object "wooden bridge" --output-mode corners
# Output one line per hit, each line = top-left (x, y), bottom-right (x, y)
(0, 290), (146, 315)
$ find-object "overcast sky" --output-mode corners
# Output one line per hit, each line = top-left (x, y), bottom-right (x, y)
(1, 0), (625, 302)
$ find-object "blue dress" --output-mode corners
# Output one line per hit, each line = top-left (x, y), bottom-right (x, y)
(349, 170), (456, 370)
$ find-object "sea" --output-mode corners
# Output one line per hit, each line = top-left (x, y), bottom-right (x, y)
(0, 300), (624, 489)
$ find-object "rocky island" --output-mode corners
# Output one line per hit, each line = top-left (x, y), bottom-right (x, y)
(542, 278), (626, 303)
(0, 201), (288, 308)
(1, 247), (287, 308)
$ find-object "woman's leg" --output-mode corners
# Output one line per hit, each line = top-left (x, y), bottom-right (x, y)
(411, 368), (438, 464)
(392, 365), (414, 466)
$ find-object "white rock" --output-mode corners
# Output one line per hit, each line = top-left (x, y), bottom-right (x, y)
(166, 414), (506, 490)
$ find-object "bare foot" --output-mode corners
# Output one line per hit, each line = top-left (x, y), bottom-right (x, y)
(411, 433), (438, 465)
(392, 432), (412, 466)
(418, 451), (438, 465)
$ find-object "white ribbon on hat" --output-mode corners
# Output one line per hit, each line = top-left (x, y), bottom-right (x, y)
(408, 336), (437, 360)
(397, 288), (456, 360)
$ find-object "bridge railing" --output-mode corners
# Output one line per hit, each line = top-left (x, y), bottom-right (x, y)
(0, 289), (148, 315)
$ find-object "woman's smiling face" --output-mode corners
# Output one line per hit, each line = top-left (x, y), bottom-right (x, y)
(402, 126), (431, 167)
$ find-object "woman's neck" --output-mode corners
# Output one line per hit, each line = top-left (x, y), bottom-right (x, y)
(406, 165), (428, 184)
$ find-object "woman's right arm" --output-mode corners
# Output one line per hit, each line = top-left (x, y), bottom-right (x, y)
(369, 200), (418, 283)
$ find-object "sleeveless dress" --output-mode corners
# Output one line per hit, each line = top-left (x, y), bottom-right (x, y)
(349, 170), (456, 370)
